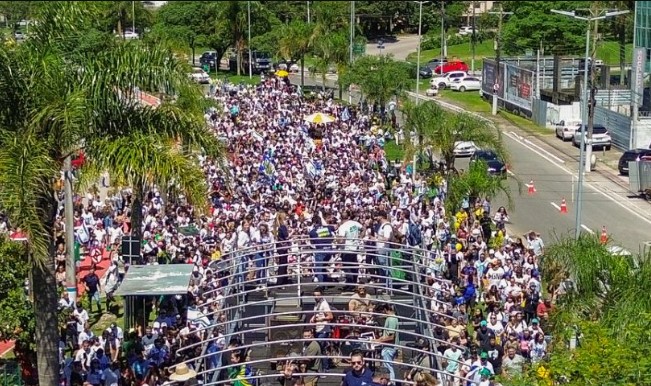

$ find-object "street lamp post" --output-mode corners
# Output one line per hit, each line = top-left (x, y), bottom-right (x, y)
(247, 1), (253, 79)
(307, 1), (311, 23)
(551, 8), (629, 239)
(413, 1), (429, 178)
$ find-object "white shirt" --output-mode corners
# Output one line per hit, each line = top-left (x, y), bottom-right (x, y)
(313, 299), (332, 333)
(337, 220), (363, 252)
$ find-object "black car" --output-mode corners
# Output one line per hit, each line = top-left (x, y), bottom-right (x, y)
(618, 148), (651, 175)
(199, 51), (217, 70)
(470, 149), (507, 177)
(419, 66), (433, 78)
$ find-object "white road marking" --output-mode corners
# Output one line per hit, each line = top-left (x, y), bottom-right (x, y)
(505, 131), (566, 167)
(413, 93), (651, 228)
(503, 131), (651, 227)
(507, 170), (515, 176)
(581, 224), (595, 234)
(550, 202), (561, 211)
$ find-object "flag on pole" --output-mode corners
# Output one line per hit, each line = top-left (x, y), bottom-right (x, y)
(341, 107), (351, 122)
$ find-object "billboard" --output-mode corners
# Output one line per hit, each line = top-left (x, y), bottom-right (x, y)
(481, 59), (504, 98)
(504, 63), (534, 110)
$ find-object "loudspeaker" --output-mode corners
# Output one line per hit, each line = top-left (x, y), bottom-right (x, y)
(121, 236), (141, 264)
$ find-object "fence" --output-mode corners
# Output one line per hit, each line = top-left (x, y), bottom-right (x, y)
(0, 362), (22, 386)
(169, 237), (475, 386)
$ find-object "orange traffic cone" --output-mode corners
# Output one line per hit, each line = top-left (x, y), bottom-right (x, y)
(600, 226), (608, 245)
(560, 198), (568, 213)
(527, 180), (536, 195)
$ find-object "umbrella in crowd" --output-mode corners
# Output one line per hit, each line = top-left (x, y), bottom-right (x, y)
(275, 69), (289, 77)
(303, 112), (336, 124)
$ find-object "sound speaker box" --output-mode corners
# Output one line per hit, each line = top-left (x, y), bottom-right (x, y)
(121, 236), (141, 264)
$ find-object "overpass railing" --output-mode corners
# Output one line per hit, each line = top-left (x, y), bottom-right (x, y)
(169, 237), (471, 385)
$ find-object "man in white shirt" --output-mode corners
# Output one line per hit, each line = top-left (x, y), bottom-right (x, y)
(336, 211), (363, 289)
(375, 210), (393, 287)
(309, 287), (333, 370)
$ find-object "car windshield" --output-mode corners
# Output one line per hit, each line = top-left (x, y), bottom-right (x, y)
(192, 69), (205, 74)
(593, 127), (608, 134)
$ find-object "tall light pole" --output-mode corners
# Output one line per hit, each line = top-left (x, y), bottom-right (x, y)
(551, 8), (629, 239)
(440, 1), (445, 69)
(488, 5), (512, 116)
(307, 1), (311, 23)
(247, 1), (253, 79)
(471, 1), (476, 74)
(131, 1), (135, 33)
(413, 1), (429, 178)
(349, 1), (355, 104)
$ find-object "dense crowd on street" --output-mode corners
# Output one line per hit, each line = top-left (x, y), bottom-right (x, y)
(24, 72), (552, 386)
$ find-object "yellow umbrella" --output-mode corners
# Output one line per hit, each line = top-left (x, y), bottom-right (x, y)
(276, 70), (289, 77)
(304, 112), (336, 124)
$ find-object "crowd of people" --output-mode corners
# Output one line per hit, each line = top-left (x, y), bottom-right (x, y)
(33, 70), (553, 386)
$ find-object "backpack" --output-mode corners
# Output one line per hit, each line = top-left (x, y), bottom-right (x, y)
(407, 221), (422, 246)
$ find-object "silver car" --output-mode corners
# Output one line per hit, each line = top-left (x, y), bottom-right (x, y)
(572, 124), (612, 150)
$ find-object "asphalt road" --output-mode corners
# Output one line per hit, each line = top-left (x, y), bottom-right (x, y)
(364, 35), (420, 61)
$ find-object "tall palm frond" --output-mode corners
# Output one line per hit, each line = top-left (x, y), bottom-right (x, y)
(0, 132), (57, 267)
(83, 131), (209, 211)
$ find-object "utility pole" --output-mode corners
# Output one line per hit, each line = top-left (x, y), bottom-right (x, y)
(349, 1), (355, 104)
(131, 1), (135, 33)
(586, 13), (599, 173)
(440, 1), (445, 66)
(307, 1), (311, 23)
(413, 1), (429, 178)
(489, 5), (513, 116)
(471, 1), (476, 74)
(63, 157), (77, 303)
(247, 1), (253, 79)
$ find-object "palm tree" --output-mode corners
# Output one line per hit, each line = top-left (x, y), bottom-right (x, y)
(0, 3), (224, 384)
(278, 20), (314, 87)
(220, 1), (249, 75)
(402, 100), (507, 173)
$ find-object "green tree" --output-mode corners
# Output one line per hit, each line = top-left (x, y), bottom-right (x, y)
(0, 3), (224, 384)
(99, 0), (152, 37)
(0, 1), (39, 27)
(340, 54), (410, 107)
(0, 237), (32, 344)
(401, 101), (507, 173)
(149, 1), (209, 64)
(445, 160), (518, 218)
(278, 20), (314, 86)
(501, 1), (588, 55)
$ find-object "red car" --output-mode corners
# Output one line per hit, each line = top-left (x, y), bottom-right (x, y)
(434, 61), (469, 75)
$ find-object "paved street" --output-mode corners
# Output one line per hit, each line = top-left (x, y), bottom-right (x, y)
(364, 34), (420, 61)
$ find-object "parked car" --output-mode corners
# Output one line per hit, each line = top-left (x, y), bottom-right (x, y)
(121, 29), (139, 40)
(430, 71), (467, 88)
(199, 51), (217, 70)
(425, 85), (439, 96)
(449, 76), (481, 92)
(13, 30), (25, 40)
(189, 67), (210, 84)
(289, 63), (300, 73)
(419, 66), (433, 78)
(470, 149), (507, 177)
(453, 141), (478, 157)
(555, 120), (582, 141)
(434, 61), (469, 75)
(618, 148), (651, 175)
(572, 124), (611, 150)
(426, 58), (448, 70)
(457, 26), (476, 36)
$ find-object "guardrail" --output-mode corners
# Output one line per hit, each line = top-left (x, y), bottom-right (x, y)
(166, 237), (476, 385)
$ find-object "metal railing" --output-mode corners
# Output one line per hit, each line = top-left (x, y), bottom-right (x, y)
(169, 237), (471, 385)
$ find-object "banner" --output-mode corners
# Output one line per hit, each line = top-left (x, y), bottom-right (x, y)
(633, 47), (646, 105)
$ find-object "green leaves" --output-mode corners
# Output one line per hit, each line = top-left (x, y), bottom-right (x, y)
(340, 54), (410, 107)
